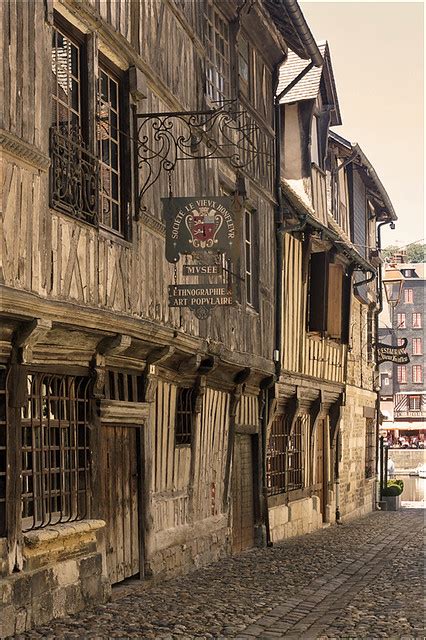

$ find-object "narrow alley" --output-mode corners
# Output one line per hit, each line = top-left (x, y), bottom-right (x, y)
(14, 507), (425, 640)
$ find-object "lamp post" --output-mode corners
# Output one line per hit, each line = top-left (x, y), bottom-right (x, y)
(379, 266), (404, 501)
(382, 266), (404, 310)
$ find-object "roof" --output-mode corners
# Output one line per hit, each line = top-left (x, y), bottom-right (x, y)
(263, 0), (323, 65)
(397, 263), (426, 280)
(277, 42), (341, 125)
(329, 130), (397, 222)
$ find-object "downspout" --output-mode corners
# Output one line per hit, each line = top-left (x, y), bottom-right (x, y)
(374, 220), (395, 507)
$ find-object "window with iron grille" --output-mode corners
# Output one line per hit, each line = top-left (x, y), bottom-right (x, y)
(104, 370), (144, 402)
(0, 369), (7, 537)
(365, 418), (375, 478)
(266, 415), (305, 496)
(21, 373), (91, 531)
(50, 16), (128, 235)
(205, 1), (230, 104)
(175, 387), (195, 446)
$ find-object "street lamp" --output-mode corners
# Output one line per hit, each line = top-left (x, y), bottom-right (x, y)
(382, 266), (404, 307)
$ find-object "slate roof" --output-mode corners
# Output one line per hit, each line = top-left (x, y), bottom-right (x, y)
(277, 42), (341, 125)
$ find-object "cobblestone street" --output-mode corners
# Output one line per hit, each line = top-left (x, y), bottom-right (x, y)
(14, 507), (425, 640)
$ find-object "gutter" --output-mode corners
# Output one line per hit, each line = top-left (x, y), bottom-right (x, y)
(282, 0), (323, 67)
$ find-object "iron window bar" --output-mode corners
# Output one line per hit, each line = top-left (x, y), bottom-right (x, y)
(21, 373), (91, 532)
(175, 387), (195, 446)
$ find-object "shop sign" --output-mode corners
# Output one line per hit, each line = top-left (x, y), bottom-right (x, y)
(163, 196), (239, 263)
(376, 338), (410, 365)
(168, 284), (233, 310)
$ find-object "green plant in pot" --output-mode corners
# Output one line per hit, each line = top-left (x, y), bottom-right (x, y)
(382, 479), (404, 496)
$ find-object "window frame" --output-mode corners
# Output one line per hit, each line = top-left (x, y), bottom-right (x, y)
(412, 313), (422, 329)
(397, 365), (407, 384)
(404, 288), (414, 304)
(50, 14), (130, 238)
(413, 337), (423, 356)
(408, 395), (421, 411)
(204, 0), (230, 104)
(412, 365), (423, 384)
(397, 313), (406, 329)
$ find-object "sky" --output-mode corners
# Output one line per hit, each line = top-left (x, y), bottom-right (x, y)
(299, 1), (424, 249)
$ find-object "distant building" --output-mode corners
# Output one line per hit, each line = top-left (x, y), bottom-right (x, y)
(379, 263), (426, 445)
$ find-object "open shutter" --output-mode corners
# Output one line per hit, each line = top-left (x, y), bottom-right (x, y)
(308, 252), (328, 333)
(327, 263), (343, 339)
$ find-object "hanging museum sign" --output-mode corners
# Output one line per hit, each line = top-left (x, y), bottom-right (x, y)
(162, 196), (240, 263)
(376, 338), (410, 365)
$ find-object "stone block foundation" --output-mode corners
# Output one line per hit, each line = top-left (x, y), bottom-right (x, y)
(0, 520), (110, 638)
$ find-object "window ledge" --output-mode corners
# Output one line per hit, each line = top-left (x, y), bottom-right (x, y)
(24, 519), (106, 547)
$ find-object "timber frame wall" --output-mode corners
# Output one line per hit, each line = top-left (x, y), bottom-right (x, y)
(0, 0), (290, 608)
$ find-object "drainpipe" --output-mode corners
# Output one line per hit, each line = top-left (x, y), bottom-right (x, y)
(374, 220), (395, 507)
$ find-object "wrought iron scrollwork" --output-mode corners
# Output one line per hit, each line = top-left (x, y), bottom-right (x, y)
(49, 125), (99, 225)
(136, 101), (273, 214)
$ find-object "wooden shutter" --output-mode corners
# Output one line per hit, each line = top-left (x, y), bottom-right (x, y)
(308, 252), (328, 333)
(327, 263), (343, 339)
(341, 269), (352, 344)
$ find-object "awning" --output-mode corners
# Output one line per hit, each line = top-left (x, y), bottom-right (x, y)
(382, 421), (426, 432)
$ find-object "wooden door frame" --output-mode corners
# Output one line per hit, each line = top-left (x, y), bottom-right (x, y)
(232, 426), (260, 551)
(98, 400), (151, 582)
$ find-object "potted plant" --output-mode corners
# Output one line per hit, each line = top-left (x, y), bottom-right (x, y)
(381, 479), (404, 511)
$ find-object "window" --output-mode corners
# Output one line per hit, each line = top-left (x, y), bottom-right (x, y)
(365, 418), (375, 478)
(238, 35), (249, 96)
(397, 366), (407, 384)
(404, 288), (414, 304)
(175, 387), (195, 446)
(205, 1), (230, 103)
(413, 313), (422, 328)
(413, 338), (423, 355)
(21, 374), (91, 531)
(311, 115), (320, 166)
(383, 376), (390, 386)
(397, 313), (406, 329)
(266, 415), (305, 496)
(412, 365), (423, 384)
(397, 338), (405, 347)
(408, 395), (421, 411)
(50, 17), (128, 235)
(307, 252), (349, 341)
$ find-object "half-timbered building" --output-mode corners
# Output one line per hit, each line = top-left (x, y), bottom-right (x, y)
(265, 45), (396, 543)
(0, 0), (325, 633)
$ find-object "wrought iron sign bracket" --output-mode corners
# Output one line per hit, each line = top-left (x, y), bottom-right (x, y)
(135, 100), (272, 215)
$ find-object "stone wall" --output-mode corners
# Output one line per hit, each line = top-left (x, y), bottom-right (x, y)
(388, 449), (425, 471)
(147, 516), (230, 580)
(268, 496), (324, 544)
(338, 386), (376, 520)
(0, 521), (110, 638)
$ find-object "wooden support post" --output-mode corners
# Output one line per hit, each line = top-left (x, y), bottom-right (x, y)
(6, 359), (28, 573)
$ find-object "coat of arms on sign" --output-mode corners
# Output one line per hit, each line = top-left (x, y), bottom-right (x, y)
(186, 206), (223, 249)
(162, 196), (240, 263)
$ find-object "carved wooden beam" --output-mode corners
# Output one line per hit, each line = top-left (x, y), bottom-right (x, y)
(178, 352), (202, 374)
(329, 393), (344, 449)
(233, 366), (251, 385)
(13, 318), (52, 364)
(142, 346), (176, 402)
(198, 355), (219, 375)
(287, 388), (301, 436)
(97, 333), (132, 356)
(194, 374), (207, 414)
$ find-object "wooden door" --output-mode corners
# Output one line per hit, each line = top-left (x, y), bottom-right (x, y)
(232, 434), (255, 553)
(314, 419), (327, 521)
(105, 425), (141, 584)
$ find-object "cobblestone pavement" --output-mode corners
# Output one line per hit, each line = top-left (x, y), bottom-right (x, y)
(15, 507), (425, 639)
